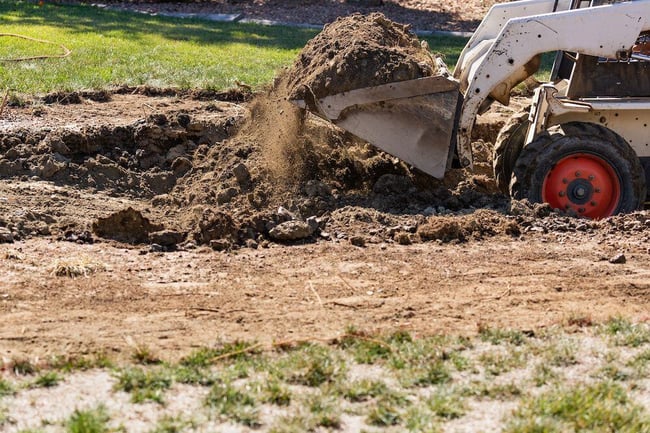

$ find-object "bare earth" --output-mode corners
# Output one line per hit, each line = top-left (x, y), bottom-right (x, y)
(0, 91), (648, 363)
(101, 0), (502, 32)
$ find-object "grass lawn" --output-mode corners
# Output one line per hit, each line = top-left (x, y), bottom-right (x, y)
(0, 2), (469, 94)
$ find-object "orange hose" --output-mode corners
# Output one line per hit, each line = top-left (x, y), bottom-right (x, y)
(0, 33), (71, 62)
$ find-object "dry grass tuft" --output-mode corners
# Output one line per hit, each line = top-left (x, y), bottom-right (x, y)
(52, 257), (107, 278)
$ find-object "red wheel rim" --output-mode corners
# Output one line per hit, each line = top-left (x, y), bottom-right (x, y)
(542, 153), (621, 219)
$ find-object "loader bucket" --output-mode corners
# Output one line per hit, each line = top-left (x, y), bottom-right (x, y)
(292, 75), (461, 179)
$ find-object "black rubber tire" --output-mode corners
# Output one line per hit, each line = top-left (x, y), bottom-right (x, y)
(493, 108), (530, 194)
(510, 122), (647, 217)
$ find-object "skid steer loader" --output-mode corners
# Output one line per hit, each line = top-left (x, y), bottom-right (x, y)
(292, 0), (650, 219)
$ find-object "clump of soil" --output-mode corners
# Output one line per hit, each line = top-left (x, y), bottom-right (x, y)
(92, 207), (162, 244)
(287, 12), (438, 102)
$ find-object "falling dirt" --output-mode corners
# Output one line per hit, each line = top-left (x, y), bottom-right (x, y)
(287, 12), (439, 102)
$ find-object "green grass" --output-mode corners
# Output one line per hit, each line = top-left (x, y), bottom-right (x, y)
(600, 317), (650, 347)
(205, 380), (260, 427)
(114, 367), (172, 404)
(505, 381), (650, 433)
(0, 2), (471, 95)
(66, 406), (110, 433)
(31, 371), (61, 388)
(0, 378), (14, 397)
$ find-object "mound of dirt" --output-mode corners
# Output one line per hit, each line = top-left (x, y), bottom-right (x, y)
(287, 13), (438, 102)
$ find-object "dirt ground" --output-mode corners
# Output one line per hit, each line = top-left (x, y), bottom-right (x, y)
(0, 86), (648, 363)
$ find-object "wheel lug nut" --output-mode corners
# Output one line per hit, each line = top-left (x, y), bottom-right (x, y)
(595, 188), (601, 193)
(562, 178), (568, 184)
(559, 191), (565, 197)
(575, 171), (581, 177)
(588, 175), (595, 181)
(578, 207), (586, 213)
(591, 201), (597, 206)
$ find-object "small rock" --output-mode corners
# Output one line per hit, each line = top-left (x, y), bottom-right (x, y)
(232, 163), (251, 185)
(395, 232), (411, 245)
(171, 157), (193, 177)
(350, 236), (366, 247)
(306, 216), (320, 233)
(149, 230), (184, 247)
(277, 206), (295, 221)
(176, 113), (191, 128)
(609, 253), (626, 264)
(166, 144), (187, 162)
(372, 174), (412, 194)
(149, 243), (164, 253)
(304, 180), (332, 197)
(0, 227), (14, 243)
(209, 239), (231, 252)
(269, 220), (315, 241)
(182, 241), (197, 250)
(217, 187), (238, 205)
(245, 239), (258, 249)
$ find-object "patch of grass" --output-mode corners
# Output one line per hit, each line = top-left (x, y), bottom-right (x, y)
(626, 348), (650, 378)
(426, 388), (466, 420)
(66, 405), (110, 433)
(0, 3), (477, 95)
(52, 258), (106, 278)
(387, 336), (455, 387)
(593, 364), (631, 382)
(31, 371), (61, 388)
(600, 317), (650, 347)
(170, 365), (216, 387)
(367, 395), (405, 427)
(11, 358), (37, 375)
(50, 353), (113, 372)
(478, 325), (527, 346)
(114, 367), (172, 404)
(448, 351), (472, 371)
(404, 405), (442, 433)
(260, 380), (291, 406)
(269, 415), (314, 433)
(0, 378), (15, 397)
(131, 345), (161, 365)
(274, 343), (345, 387)
(404, 360), (452, 388)
(307, 394), (341, 429)
(148, 415), (190, 433)
(205, 381), (260, 427)
(532, 363), (559, 387)
(463, 381), (522, 400)
(479, 348), (527, 377)
(505, 381), (650, 432)
(543, 340), (578, 367)
(343, 378), (389, 402)
(338, 331), (392, 364)
(180, 341), (259, 368)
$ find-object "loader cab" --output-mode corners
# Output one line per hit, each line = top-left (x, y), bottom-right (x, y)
(494, 0), (649, 218)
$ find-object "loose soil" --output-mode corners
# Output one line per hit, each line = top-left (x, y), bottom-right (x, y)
(287, 13), (438, 101)
(0, 84), (648, 363)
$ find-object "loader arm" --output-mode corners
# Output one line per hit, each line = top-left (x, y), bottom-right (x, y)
(455, 0), (650, 168)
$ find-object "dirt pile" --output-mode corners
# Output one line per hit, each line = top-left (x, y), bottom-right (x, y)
(0, 85), (646, 250)
(287, 13), (438, 102)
